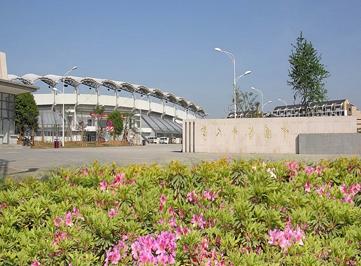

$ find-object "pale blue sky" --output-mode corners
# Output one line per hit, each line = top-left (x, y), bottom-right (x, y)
(1, 0), (360, 117)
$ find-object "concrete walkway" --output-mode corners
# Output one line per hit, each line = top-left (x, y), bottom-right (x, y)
(0, 144), (360, 178)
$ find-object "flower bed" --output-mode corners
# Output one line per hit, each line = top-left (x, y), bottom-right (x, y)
(0, 158), (361, 265)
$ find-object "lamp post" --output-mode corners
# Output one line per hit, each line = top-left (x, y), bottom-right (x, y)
(262, 100), (273, 112)
(214, 48), (251, 118)
(51, 87), (58, 110)
(277, 98), (288, 107)
(62, 66), (78, 147)
(250, 86), (264, 113)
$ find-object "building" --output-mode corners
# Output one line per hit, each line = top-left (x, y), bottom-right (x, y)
(8, 74), (206, 144)
(0, 52), (37, 144)
(272, 99), (361, 132)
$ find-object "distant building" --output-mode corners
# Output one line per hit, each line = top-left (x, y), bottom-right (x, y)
(9, 74), (206, 144)
(272, 99), (361, 133)
(0, 52), (37, 144)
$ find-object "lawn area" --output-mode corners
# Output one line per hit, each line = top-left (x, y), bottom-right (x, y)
(0, 158), (360, 265)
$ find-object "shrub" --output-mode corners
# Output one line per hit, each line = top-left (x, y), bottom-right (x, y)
(0, 159), (360, 265)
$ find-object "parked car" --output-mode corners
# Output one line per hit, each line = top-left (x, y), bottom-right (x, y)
(147, 136), (159, 144)
(172, 137), (182, 144)
(159, 137), (169, 144)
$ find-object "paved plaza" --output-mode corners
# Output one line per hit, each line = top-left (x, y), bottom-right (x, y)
(1, 144), (360, 178)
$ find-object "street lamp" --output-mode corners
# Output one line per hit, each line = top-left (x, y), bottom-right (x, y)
(262, 100), (273, 111)
(62, 66), (78, 147)
(250, 86), (264, 112)
(277, 98), (288, 107)
(214, 48), (251, 119)
(236, 70), (252, 83)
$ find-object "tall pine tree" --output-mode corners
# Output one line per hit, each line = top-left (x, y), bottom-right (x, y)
(288, 32), (329, 106)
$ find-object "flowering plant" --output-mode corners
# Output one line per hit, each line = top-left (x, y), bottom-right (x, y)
(0, 158), (360, 265)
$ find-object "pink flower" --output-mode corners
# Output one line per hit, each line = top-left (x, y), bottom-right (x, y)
(268, 229), (282, 245)
(316, 185), (326, 196)
(53, 231), (68, 245)
(111, 173), (125, 187)
(304, 181), (311, 193)
(82, 168), (89, 176)
(286, 161), (299, 177)
(175, 226), (189, 239)
(99, 180), (108, 191)
(71, 207), (83, 220)
(108, 208), (118, 218)
(191, 214), (206, 229)
(340, 184), (348, 194)
(315, 166), (323, 175)
(131, 232), (176, 265)
(293, 226), (305, 245)
(104, 240), (128, 266)
(65, 212), (73, 227)
(105, 248), (121, 265)
(339, 183), (361, 204)
(203, 190), (217, 202)
(169, 217), (177, 228)
(268, 222), (305, 251)
(304, 166), (315, 176)
(186, 191), (198, 204)
(167, 207), (176, 216)
(159, 194), (167, 211)
(31, 259), (41, 266)
(53, 216), (63, 227)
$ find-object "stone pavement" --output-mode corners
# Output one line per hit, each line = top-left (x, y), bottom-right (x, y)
(0, 144), (360, 178)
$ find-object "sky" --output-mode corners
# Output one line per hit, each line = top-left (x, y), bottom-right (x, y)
(1, 0), (360, 117)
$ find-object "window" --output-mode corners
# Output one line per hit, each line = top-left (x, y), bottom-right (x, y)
(0, 92), (16, 136)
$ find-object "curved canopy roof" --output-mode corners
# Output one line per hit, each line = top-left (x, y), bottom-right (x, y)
(8, 73), (206, 116)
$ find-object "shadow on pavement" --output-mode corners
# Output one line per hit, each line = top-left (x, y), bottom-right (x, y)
(10, 167), (39, 176)
(0, 159), (8, 180)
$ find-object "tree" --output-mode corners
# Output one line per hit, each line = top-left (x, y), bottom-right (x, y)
(230, 89), (260, 117)
(107, 110), (124, 140)
(288, 32), (329, 106)
(93, 105), (105, 142)
(15, 93), (39, 142)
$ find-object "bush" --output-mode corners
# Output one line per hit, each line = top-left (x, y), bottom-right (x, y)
(0, 158), (360, 265)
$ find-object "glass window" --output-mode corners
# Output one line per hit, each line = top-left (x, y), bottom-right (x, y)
(9, 109), (14, 119)
(2, 109), (8, 118)
(9, 120), (15, 135)
(3, 93), (9, 102)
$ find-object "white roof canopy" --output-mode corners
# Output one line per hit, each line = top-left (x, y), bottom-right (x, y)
(9, 73), (206, 115)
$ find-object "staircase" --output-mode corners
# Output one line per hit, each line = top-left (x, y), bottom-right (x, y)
(128, 128), (149, 145)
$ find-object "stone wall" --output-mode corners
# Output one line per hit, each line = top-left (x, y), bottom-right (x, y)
(183, 117), (357, 154)
(298, 133), (361, 154)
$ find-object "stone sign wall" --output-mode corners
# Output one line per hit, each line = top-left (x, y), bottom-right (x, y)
(183, 117), (357, 154)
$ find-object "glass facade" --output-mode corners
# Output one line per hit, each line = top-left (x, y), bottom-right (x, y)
(0, 92), (16, 143)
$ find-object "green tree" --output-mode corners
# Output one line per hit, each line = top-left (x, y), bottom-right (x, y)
(288, 32), (329, 106)
(230, 89), (260, 117)
(15, 93), (39, 141)
(94, 105), (105, 142)
(94, 105), (105, 115)
(107, 110), (124, 140)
